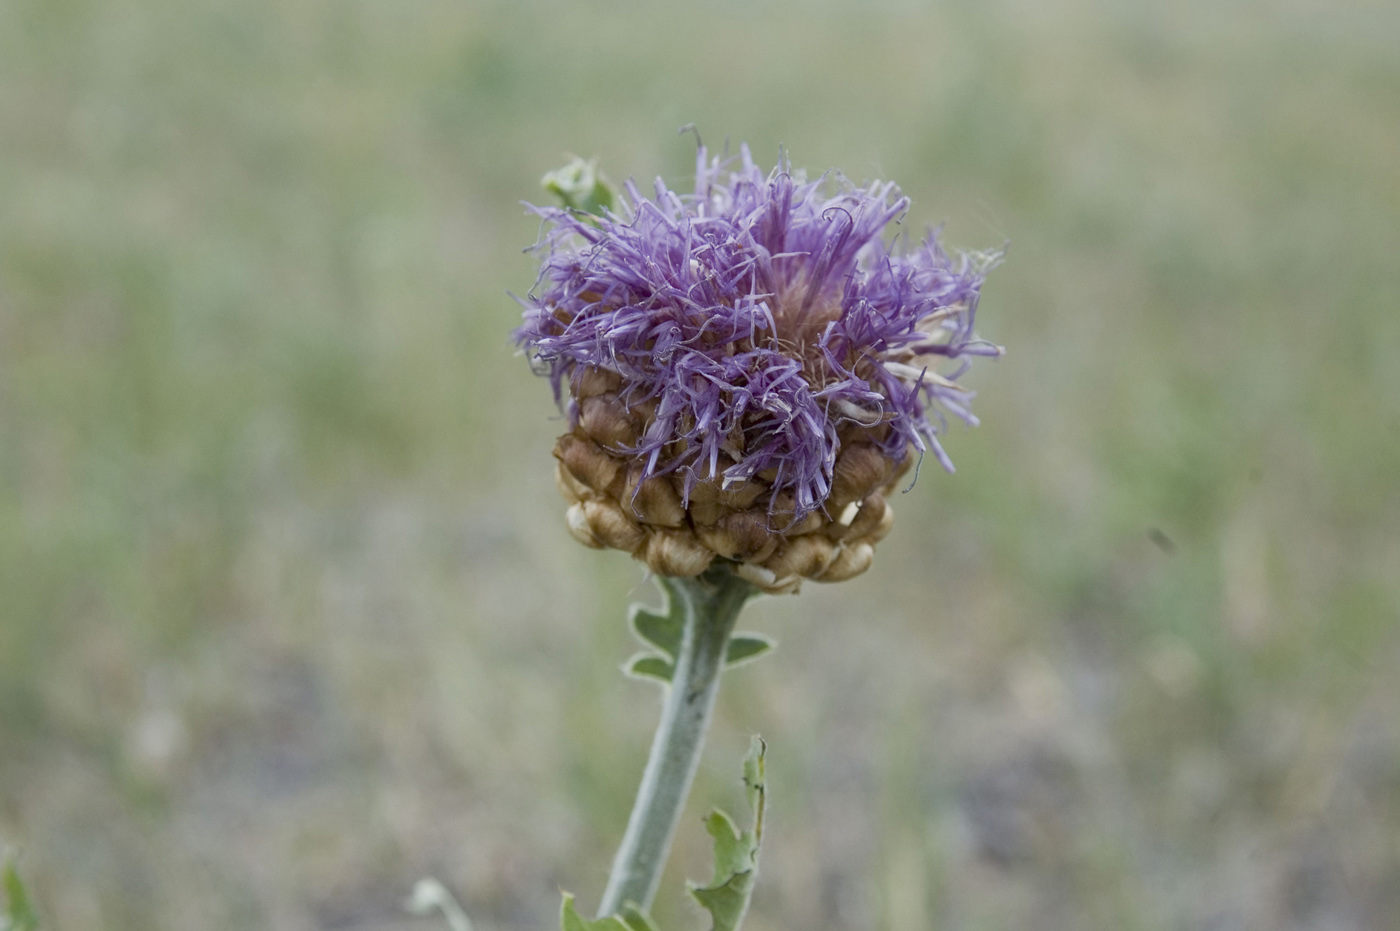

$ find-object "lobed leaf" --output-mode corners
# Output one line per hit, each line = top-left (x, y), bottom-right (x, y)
(623, 654), (675, 683)
(686, 737), (767, 931)
(723, 635), (775, 668)
(628, 581), (685, 661)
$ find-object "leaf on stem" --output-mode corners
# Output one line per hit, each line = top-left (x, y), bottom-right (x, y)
(687, 736), (767, 931)
(723, 635), (774, 668)
(624, 578), (689, 684)
(628, 581), (685, 661)
(627, 580), (774, 684)
(560, 893), (658, 931)
(623, 653), (675, 683)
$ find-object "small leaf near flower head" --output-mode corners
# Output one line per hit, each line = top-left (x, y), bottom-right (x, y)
(559, 893), (632, 931)
(542, 157), (619, 218)
(628, 607), (682, 662)
(1, 854), (39, 931)
(623, 653), (674, 683)
(627, 576), (688, 660)
(724, 635), (775, 668)
(687, 737), (767, 931)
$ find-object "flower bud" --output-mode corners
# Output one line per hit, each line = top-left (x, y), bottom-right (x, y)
(540, 155), (620, 216)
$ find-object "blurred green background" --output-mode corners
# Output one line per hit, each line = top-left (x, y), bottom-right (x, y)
(3, 0), (1398, 928)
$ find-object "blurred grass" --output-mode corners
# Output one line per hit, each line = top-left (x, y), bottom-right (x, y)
(2, 0), (1399, 929)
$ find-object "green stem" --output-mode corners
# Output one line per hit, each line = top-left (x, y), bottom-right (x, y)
(597, 566), (754, 918)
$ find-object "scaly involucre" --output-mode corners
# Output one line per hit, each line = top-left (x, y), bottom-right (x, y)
(518, 146), (1001, 587)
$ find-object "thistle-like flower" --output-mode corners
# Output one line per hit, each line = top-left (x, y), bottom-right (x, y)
(518, 146), (1001, 593)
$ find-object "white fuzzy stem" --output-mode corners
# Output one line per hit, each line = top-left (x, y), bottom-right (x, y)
(597, 570), (753, 917)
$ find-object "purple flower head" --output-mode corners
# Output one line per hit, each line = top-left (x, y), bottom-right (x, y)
(518, 146), (1000, 588)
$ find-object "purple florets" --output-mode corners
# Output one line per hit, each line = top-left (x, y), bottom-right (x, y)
(517, 145), (1001, 522)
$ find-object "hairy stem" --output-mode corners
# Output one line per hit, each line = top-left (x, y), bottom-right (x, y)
(597, 567), (755, 917)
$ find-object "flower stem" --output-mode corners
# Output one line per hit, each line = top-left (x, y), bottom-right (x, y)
(597, 567), (755, 918)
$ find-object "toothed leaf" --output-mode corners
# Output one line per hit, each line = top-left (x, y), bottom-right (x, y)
(629, 607), (682, 661)
(624, 653), (674, 683)
(628, 579), (686, 660)
(560, 893), (630, 931)
(687, 737), (767, 931)
(724, 635), (775, 668)
(701, 809), (747, 877)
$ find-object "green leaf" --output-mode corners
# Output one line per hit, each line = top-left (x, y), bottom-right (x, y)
(687, 737), (767, 931)
(741, 736), (766, 827)
(624, 576), (690, 685)
(1, 855), (39, 931)
(559, 893), (631, 931)
(723, 635), (775, 668)
(629, 608), (682, 661)
(700, 809), (747, 877)
(628, 582), (685, 661)
(616, 903), (662, 931)
(542, 158), (620, 218)
(623, 653), (674, 683)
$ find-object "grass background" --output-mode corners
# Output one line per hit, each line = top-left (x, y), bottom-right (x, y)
(3, 0), (1399, 928)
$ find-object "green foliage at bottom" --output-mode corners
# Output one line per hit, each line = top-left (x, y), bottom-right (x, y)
(1, 856), (38, 931)
(687, 737), (766, 931)
(561, 737), (767, 931)
(561, 894), (658, 931)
